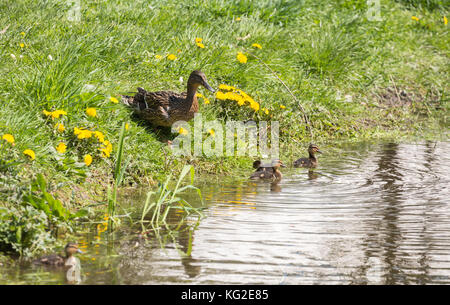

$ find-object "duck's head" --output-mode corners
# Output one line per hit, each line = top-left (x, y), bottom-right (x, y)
(253, 160), (262, 169)
(271, 159), (286, 169)
(188, 70), (215, 92)
(308, 144), (322, 155)
(64, 242), (83, 257)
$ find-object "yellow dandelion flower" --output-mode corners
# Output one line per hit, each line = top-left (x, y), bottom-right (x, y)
(178, 127), (188, 135)
(86, 107), (97, 117)
(222, 92), (231, 100)
(94, 131), (105, 143)
(195, 37), (203, 43)
(75, 128), (92, 139)
(204, 98), (210, 105)
(215, 91), (227, 100)
(196, 93), (204, 98)
(444, 16), (448, 25)
(2, 134), (14, 144)
(411, 16), (419, 22)
(110, 96), (119, 104)
(196, 42), (205, 48)
(237, 52), (247, 64)
(240, 90), (252, 100)
(56, 142), (67, 154)
(280, 104), (286, 109)
(99, 140), (112, 158)
(51, 110), (67, 119)
(167, 54), (177, 61)
(235, 95), (245, 106)
(208, 129), (215, 137)
(263, 108), (269, 115)
(250, 101), (260, 112)
(97, 222), (108, 233)
(84, 154), (93, 166)
(19, 43), (25, 48)
(81, 130), (93, 139)
(218, 84), (234, 91)
(236, 17), (241, 21)
(43, 109), (67, 119)
(23, 149), (35, 160)
(251, 43), (262, 49)
(125, 123), (130, 130)
(20, 32), (25, 36)
(155, 54), (162, 59)
(54, 123), (65, 133)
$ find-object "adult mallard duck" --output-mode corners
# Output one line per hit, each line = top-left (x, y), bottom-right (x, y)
(293, 144), (322, 168)
(250, 159), (286, 182)
(122, 70), (214, 127)
(33, 242), (83, 267)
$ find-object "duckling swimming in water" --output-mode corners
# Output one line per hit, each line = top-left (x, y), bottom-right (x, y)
(293, 144), (322, 168)
(33, 242), (83, 267)
(250, 159), (286, 182)
(122, 70), (215, 127)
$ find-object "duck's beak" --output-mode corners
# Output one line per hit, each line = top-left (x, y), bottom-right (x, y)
(280, 163), (286, 168)
(316, 149), (323, 154)
(203, 81), (215, 93)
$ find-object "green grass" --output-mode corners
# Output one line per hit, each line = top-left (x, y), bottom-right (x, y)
(0, 0), (448, 213)
(139, 164), (204, 233)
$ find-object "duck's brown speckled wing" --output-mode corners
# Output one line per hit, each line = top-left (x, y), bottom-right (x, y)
(135, 88), (185, 111)
(33, 254), (64, 266)
(293, 157), (316, 168)
(250, 168), (274, 180)
(123, 87), (188, 127)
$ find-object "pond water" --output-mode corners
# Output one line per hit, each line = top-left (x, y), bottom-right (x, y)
(1, 141), (450, 284)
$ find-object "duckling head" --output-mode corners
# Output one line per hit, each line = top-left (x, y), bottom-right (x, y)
(253, 160), (262, 169)
(271, 159), (286, 169)
(64, 242), (83, 257)
(188, 70), (215, 92)
(308, 144), (322, 155)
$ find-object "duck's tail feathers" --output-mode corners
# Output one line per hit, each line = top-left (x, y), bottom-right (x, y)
(121, 88), (144, 109)
(137, 87), (147, 95)
(121, 94), (135, 107)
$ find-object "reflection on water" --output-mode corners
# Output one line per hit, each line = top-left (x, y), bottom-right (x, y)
(66, 257), (81, 285)
(1, 141), (450, 284)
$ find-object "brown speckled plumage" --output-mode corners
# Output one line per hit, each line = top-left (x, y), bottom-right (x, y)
(122, 70), (214, 127)
(33, 242), (82, 267)
(250, 160), (285, 182)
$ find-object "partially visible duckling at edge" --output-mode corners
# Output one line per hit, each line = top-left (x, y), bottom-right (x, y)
(293, 144), (322, 168)
(33, 242), (83, 267)
(250, 159), (286, 182)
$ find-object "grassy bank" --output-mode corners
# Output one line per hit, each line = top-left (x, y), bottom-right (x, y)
(0, 0), (448, 257)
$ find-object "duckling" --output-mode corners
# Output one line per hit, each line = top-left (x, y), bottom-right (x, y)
(122, 70), (214, 127)
(252, 160), (276, 173)
(33, 242), (83, 267)
(250, 159), (286, 182)
(293, 144), (322, 168)
(253, 160), (262, 170)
